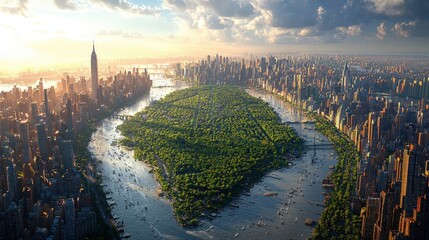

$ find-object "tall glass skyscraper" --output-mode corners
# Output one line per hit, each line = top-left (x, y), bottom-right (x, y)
(91, 42), (98, 100)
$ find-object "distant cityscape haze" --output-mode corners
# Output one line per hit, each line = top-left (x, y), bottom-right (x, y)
(1, 0), (429, 74)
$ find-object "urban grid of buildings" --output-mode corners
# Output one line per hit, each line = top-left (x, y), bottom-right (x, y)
(0, 44), (151, 239)
(1, 44), (429, 240)
(175, 54), (429, 240)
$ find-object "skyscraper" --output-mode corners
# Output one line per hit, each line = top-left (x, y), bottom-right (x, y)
(295, 74), (302, 104)
(38, 78), (43, 104)
(65, 98), (74, 142)
(91, 42), (98, 100)
(44, 89), (53, 139)
(30, 102), (38, 124)
(60, 140), (74, 170)
(341, 61), (352, 94)
(7, 162), (18, 202)
(401, 145), (418, 216)
(36, 123), (49, 165)
(19, 120), (32, 164)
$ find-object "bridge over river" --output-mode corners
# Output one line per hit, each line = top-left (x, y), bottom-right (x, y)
(112, 114), (132, 120)
(284, 121), (316, 124)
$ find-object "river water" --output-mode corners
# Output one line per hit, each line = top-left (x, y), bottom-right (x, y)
(88, 76), (337, 240)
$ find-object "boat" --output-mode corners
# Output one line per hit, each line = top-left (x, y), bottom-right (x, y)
(107, 200), (116, 206)
(305, 218), (316, 226)
(116, 221), (124, 228)
(263, 192), (278, 197)
(322, 178), (334, 189)
(121, 233), (131, 239)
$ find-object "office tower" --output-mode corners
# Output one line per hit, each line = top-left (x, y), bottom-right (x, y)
(60, 140), (74, 170)
(260, 57), (267, 74)
(38, 78), (43, 104)
(30, 102), (38, 124)
(65, 198), (76, 240)
(341, 61), (352, 94)
(91, 42), (98, 100)
(65, 98), (73, 141)
(361, 197), (379, 239)
(6, 163), (18, 202)
(401, 145), (418, 216)
(367, 112), (378, 149)
(295, 74), (302, 104)
(44, 89), (53, 139)
(373, 191), (395, 240)
(421, 77), (429, 101)
(36, 123), (49, 165)
(19, 120), (32, 164)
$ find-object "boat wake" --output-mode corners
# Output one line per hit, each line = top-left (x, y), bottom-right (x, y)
(126, 182), (149, 202)
(185, 230), (214, 239)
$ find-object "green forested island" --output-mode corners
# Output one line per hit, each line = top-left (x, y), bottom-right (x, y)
(118, 85), (303, 226)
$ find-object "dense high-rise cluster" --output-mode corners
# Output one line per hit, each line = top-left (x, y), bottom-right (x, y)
(0, 44), (151, 239)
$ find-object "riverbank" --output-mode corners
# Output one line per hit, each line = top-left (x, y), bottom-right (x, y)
(87, 76), (341, 239)
(249, 85), (361, 238)
(118, 85), (304, 226)
(75, 89), (152, 239)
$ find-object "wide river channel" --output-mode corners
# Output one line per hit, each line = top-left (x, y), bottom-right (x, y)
(88, 75), (337, 239)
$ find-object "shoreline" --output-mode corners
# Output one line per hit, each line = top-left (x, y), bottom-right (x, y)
(76, 88), (152, 239)
(247, 83), (361, 238)
(118, 84), (305, 227)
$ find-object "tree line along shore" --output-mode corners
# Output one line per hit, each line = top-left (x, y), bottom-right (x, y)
(118, 85), (304, 226)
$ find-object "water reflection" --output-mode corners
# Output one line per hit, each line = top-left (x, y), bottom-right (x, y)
(88, 77), (337, 239)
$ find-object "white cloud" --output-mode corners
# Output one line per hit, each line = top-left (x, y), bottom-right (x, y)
(317, 6), (325, 19)
(366, 0), (405, 16)
(376, 22), (386, 40)
(337, 25), (362, 36)
(298, 28), (311, 37)
(89, 0), (161, 15)
(392, 21), (416, 38)
(53, 0), (78, 10)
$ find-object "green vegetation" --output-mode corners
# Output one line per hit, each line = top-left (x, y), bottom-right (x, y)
(310, 113), (361, 239)
(253, 85), (361, 238)
(119, 85), (303, 226)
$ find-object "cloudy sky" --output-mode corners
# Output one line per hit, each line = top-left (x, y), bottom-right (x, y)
(1, 0), (428, 71)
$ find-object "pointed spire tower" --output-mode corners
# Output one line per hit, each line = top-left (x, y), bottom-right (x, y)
(341, 61), (351, 94)
(91, 41), (99, 100)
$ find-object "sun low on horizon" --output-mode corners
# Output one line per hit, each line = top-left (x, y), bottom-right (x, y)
(1, 0), (429, 74)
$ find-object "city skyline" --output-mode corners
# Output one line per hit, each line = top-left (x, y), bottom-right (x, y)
(1, 19), (429, 238)
(1, 0), (429, 73)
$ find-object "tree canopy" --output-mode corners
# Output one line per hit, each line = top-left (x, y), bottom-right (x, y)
(119, 85), (303, 226)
